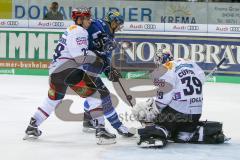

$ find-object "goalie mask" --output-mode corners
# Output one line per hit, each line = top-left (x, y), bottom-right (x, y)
(154, 48), (174, 66)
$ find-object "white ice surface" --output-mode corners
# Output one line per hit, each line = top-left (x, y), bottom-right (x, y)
(0, 75), (240, 160)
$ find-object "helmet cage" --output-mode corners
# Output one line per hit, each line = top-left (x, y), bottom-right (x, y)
(105, 11), (124, 25)
(154, 49), (173, 65)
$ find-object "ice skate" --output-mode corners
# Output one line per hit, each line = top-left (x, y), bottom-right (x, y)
(23, 117), (42, 140)
(96, 125), (116, 145)
(82, 120), (96, 133)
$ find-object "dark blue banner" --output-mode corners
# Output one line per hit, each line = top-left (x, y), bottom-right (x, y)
(115, 34), (240, 76)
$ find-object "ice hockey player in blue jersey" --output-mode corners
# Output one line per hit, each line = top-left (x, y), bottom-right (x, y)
(79, 10), (135, 143)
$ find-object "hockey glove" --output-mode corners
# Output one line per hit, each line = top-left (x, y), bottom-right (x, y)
(93, 33), (117, 52)
(104, 67), (122, 82)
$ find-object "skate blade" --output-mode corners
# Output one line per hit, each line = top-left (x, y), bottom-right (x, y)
(224, 137), (231, 142)
(82, 127), (96, 133)
(23, 134), (39, 140)
(139, 140), (165, 148)
(96, 137), (116, 145)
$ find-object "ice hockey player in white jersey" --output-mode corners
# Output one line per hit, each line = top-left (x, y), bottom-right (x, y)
(132, 48), (228, 148)
(23, 7), (92, 140)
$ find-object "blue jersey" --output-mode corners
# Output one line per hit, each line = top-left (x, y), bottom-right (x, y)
(87, 19), (114, 68)
(87, 19), (113, 50)
(84, 20), (123, 129)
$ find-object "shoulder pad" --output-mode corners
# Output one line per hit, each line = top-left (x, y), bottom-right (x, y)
(68, 25), (77, 31)
(163, 61), (173, 70)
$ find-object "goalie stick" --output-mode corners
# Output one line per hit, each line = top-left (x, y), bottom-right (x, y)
(205, 53), (227, 81)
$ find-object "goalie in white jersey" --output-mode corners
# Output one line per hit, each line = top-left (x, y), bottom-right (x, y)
(132, 48), (227, 148)
(153, 50), (205, 115)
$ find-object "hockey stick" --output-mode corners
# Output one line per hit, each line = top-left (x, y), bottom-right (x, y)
(205, 54), (227, 81)
(117, 78), (134, 107)
(112, 41), (134, 107)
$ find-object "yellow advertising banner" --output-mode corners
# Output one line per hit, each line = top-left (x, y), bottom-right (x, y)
(0, 0), (12, 19)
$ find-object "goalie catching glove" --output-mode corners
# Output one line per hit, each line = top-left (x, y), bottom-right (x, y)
(132, 98), (168, 148)
(132, 98), (160, 124)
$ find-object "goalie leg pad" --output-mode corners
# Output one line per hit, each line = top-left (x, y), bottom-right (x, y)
(189, 121), (228, 144)
(201, 121), (226, 144)
(137, 125), (168, 148)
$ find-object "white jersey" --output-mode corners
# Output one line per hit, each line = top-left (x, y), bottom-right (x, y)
(49, 25), (93, 74)
(153, 58), (205, 114)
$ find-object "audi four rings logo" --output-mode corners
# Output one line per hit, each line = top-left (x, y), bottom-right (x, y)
(187, 26), (199, 30)
(144, 24), (156, 30)
(52, 22), (64, 27)
(0, 21), (19, 26)
(230, 27), (240, 32)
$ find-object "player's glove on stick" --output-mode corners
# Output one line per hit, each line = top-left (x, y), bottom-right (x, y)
(104, 67), (122, 82)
